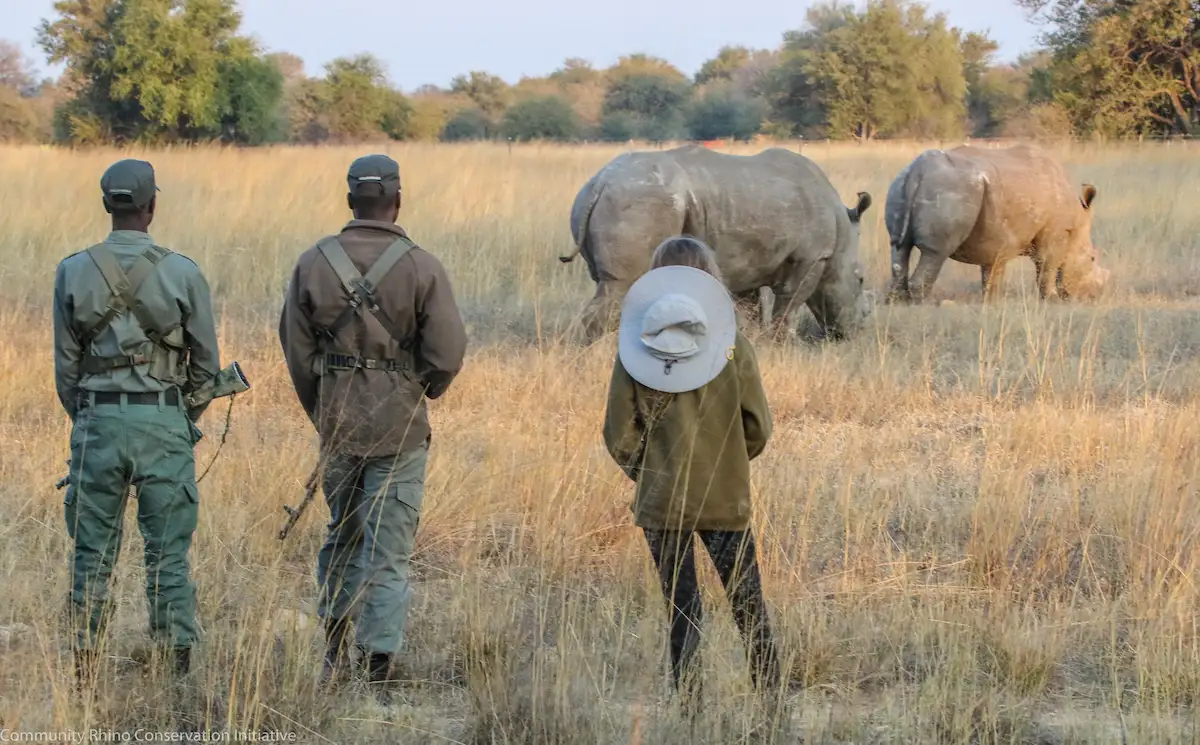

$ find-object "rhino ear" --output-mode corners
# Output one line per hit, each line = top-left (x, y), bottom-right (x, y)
(849, 191), (872, 223)
(1081, 184), (1098, 210)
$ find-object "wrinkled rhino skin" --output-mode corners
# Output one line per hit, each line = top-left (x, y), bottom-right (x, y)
(560, 144), (873, 343)
(884, 143), (1110, 304)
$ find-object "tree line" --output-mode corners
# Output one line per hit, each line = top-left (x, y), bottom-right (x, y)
(1, 0), (1197, 147)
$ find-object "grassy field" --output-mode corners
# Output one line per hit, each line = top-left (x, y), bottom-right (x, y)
(0, 139), (1197, 744)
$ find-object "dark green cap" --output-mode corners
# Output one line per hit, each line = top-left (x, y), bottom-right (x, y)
(101, 159), (159, 212)
(347, 154), (401, 198)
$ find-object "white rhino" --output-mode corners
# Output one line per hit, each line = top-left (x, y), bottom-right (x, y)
(885, 143), (1110, 303)
(559, 144), (874, 343)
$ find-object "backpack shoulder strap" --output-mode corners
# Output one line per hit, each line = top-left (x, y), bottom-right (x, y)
(316, 236), (364, 299)
(362, 236), (416, 293)
(316, 235), (419, 347)
(79, 244), (171, 349)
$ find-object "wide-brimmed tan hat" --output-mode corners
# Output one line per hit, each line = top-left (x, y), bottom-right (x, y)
(617, 265), (737, 394)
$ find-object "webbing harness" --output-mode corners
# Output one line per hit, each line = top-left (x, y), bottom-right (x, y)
(79, 243), (185, 378)
(313, 235), (417, 375)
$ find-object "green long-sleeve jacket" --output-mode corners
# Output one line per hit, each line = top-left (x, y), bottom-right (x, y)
(53, 230), (221, 422)
(603, 331), (773, 532)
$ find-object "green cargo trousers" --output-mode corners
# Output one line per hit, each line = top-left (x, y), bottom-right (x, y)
(317, 441), (427, 656)
(63, 391), (200, 651)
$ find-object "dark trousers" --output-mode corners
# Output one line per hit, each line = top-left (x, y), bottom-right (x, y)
(642, 528), (782, 699)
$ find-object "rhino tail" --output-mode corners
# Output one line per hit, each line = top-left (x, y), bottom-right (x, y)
(892, 158), (927, 253)
(563, 168), (612, 282)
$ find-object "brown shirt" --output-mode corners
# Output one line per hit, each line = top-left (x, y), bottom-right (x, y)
(279, 220), (467, 457)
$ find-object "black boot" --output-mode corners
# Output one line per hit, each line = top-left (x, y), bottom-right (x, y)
(366, 652), (394, 707)
(174, 647), (192, 676)
(320, 617), (352, 686)
(74, 648), (98, 693)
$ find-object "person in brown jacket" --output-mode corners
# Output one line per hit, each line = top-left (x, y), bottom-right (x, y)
(603, 236), (786, 727)
(278, 154), (467, 704)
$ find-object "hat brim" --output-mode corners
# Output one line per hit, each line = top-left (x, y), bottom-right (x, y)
(618, 265), (738, 394)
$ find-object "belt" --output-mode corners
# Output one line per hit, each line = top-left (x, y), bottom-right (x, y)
(323, 353), (411, 372)
(86, 389), (181, 406)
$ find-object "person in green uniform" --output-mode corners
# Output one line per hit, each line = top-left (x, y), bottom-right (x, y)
(53, 159), (221, 689)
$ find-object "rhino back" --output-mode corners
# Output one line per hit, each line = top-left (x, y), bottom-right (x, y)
(668, 147), (846, 292)
(946, 145), (1077, 254)
(583, 152), (691, 284)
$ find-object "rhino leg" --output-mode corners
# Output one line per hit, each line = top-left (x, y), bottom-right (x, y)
(981, 262), (1008, 300)
(577, 282), (623, 344)
(759, 286), (775, 328)
(908, 249), (949, 304)
(1029, 248), (1065, 301)
(887, 241), (914, 304)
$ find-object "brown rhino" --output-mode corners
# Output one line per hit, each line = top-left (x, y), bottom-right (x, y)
(559, 144), (874, 343)
(884, 143), (1110, 303)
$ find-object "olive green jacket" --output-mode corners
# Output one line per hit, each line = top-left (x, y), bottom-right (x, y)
(603, 331), (772, 532)
(52, 230), (221, 422)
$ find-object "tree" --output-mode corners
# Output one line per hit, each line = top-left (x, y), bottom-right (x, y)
(606, 53), (688, 84)
(216, 52), (284, 144)
(1017, 0), (1200, 137)
(450, 70), (510, 118)
(686, 83), (767, 140)
(787, 0), (968, 140)
(322, 54), (391, 141)
(766, 2), (856, 136)
(0, 40), (36, 94)
(603, 74), (692, 127)
(549, 58), (599, 86)
(37, 0), (283, 144)
(0, 87), (38, 142)
(441, 107), (493, 141)
(287, 54), (413, 142)
(696, 46), (752, 84)
(500, 95), (579, 141)
(266, 51), (305, 82)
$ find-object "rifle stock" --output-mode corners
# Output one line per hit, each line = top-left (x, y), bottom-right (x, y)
(186, 361), (251, 410)
(279, 465), (321, 541)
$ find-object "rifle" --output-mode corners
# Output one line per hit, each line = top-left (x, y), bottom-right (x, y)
(54, 362), (252, 491)
(186, 361), (251, 411)
(188, 361), (251, 484)
(279, 463), (322, 541)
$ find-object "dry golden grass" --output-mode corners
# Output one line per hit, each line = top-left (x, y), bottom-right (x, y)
(0, 139), (1197, 744)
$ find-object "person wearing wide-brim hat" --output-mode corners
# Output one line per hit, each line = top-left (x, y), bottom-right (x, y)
(602, 236), (787, 729)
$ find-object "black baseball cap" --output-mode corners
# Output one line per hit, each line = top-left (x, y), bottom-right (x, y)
(347, 154), (401, 198)
(101, 159), (159, 212)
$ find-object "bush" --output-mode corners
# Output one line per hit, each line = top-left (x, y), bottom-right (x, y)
(380, 89), (414, 140)
(501, 95), (579, 142)
(598, 111), (639, 142)
(0, 87), (37, 143)
(442, 107), (493, 141)
(597, 110), (686, 143)
(685, 86), (767, 141)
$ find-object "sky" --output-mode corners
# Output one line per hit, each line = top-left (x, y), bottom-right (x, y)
(0, 0), (1043, 91)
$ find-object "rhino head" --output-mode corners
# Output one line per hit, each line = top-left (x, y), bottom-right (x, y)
(1059, 184), (1110, 300)
(810, 192), (874, 339)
